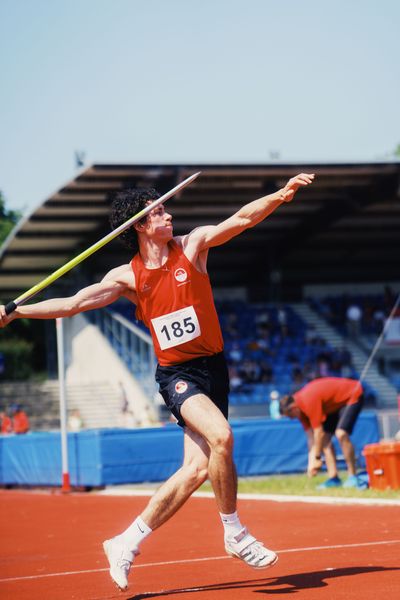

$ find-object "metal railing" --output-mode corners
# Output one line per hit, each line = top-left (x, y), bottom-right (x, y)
(89, 308), (157, 400)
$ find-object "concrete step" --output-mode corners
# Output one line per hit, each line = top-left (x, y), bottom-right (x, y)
(0, 380), (124, 431)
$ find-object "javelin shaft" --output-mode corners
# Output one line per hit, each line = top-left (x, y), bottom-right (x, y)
(4, 171), (200, 315)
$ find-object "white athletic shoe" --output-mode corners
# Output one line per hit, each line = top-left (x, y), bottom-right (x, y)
(225, 527), (278, 569)
(103, 537), (136, 590)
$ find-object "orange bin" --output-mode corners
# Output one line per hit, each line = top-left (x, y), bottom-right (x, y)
(363, 441), (400, 490)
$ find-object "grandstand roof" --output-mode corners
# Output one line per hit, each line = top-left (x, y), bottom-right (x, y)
(1, 162), (399, 301)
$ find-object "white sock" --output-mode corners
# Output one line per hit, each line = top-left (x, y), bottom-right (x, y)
(220, 511), (243, 538)
(116, 516), (152, 552)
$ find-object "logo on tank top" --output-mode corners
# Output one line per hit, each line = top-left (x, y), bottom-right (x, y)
(175, 380), (188, 394)
(174, 268), (188, 283)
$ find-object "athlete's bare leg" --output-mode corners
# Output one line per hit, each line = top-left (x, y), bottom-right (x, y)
(322, 435), (339, 478)
(140, 427), (210, 530)
(141, 393), (237, 524)
(335, 428), (357, 476)
(180, 394), (237, 514)
(103, 428), (210, 590)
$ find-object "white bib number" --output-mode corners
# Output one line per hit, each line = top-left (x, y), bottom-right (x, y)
(151, 306), (201, 350)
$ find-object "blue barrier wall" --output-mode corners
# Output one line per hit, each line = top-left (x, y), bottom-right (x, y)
(0, 412), (379, 487)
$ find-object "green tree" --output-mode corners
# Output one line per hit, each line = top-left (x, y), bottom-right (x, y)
(0, 190), (21, 245)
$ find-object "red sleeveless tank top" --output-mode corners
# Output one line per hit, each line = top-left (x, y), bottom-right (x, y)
(131, 240), (224, 366)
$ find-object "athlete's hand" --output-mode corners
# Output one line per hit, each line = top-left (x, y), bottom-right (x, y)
(0, 305), (13, 328)
(282, 173), (315, 203)
(307, 454), (323, 477)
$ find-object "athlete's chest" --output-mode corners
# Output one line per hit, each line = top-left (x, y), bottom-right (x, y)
(138, 259), (193, 298)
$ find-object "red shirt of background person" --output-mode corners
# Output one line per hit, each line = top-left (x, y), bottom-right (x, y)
(11, 406), (30, 434)
(293, 377), (363, 430)
(0, 412), (13, 434)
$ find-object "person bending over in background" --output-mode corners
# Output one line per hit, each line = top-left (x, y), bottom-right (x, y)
(280, 376), (364, 489)
(0, 172), (314, 591)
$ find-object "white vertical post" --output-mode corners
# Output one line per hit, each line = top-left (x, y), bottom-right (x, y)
(56, 318), (71, 492)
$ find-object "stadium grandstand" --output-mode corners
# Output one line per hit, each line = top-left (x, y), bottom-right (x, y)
(1, 163), (400, 296)
(1, 162), (400, 485)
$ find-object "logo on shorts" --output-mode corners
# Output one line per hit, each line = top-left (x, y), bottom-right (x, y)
(174, 268), (188, 283)
(175, 380), (188, 394)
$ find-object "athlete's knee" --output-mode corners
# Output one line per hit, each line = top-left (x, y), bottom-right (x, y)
(335, 428), (349, 443)
(211, 426), (234, 455)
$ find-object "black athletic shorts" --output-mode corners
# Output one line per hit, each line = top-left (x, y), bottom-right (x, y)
(155, 352), (230, 428)
(323, 395), (364, 435)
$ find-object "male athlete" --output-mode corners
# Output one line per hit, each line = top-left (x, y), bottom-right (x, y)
(279, 377), (364, 488)
(0, 172), (314, 590)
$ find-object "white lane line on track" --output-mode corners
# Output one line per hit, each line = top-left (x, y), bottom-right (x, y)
(1, 539), (399, 584)
(10, 489), (400, 506)
(97, 489), (400, 506)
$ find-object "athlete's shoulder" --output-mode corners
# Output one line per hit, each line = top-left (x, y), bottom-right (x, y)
(102, 263), (135, 289)
(176, 229), (205, 250)
(174, 234), (209, 273)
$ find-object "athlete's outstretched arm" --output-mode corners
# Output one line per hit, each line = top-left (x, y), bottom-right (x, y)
(185, 173), (314, 251)
(0, 265), (133, 327)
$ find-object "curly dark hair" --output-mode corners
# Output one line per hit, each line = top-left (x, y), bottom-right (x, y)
(109, 187), (161, 251)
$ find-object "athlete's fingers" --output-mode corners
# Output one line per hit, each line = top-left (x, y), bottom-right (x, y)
(295, 174), (314, 185)
(285, 175), (313, 192)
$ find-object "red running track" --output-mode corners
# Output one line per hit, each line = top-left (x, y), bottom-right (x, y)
(0, 490), (399, 600)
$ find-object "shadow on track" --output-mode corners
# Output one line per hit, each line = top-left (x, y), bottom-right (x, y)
(129, 565), (399, 598)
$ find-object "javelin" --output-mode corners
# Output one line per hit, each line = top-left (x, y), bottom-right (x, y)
(4, 171), (201, 316)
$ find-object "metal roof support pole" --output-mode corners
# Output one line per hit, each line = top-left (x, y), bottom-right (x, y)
(56, 317), (71, 493)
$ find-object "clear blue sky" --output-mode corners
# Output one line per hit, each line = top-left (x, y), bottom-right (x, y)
(1, 0), (399, 213)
